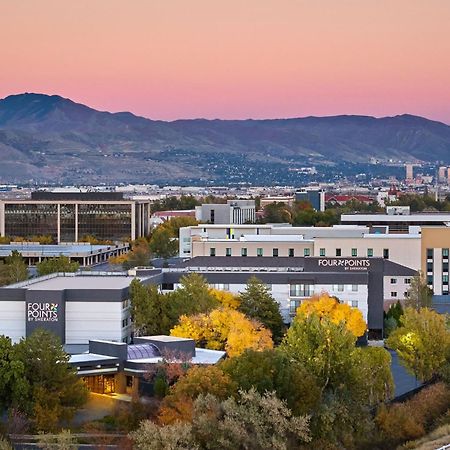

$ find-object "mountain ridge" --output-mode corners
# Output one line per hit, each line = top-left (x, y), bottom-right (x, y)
(0, 93), (449, 185)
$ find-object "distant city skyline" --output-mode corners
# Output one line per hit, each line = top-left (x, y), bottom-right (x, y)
(1, 0), (449, 123)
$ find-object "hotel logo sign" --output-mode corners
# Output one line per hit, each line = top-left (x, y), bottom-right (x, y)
(318, 259), (371, 271)
(27, 303), (59, 322)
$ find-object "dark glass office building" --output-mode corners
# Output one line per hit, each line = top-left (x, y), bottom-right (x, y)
(0, 192), (150, 243)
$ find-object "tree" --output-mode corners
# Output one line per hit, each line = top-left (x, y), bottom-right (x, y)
(36, 256), (79, 276)
(261, 202), (292, 223)
(131, 389), (311, 450)
(158, 366), (236, 424)
(405, 272), (433, 310)
(0, 250), (28, 286)
(122, 237), (151, 269)
(221, 349), (320, 416)
(14, 330), (88, 431)
(238, 277), (285, 343)
(149, 217), (198, 259)
(171, 308), (273, 357)
(296, 293), (367, 338)
(386, 307), (450, 382)
(384, 301), (404, 337)
(0, 336), (28, 411)
(129, 274), (219, 337)
(209, 288), (240, 309)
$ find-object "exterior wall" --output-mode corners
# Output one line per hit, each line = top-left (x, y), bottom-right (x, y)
(421, 227), (450, 295)
(0, 301), (26, 343)
(313, 236), (421, 270)
(383, 275), (412, 307)
(65, 302), (127, 345)
(192, 240), (314, 258)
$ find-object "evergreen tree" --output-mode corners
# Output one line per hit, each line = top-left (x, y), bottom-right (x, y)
(238, 277), (285, 343)
(36, 256), (79, 276)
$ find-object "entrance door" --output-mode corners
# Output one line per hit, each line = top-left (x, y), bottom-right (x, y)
(103, 375), (115, 394)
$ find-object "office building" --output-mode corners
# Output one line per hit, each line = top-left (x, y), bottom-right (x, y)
(195, 200), (256, 224)
(405, 164), (414, 181)
(0, 192), (151, 243)
(295, 189), (325, 211)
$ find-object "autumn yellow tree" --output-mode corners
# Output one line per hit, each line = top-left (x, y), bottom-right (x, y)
(171, 308), (273, 357)
(209, 288), (240, 309)
(297, 293), (366, 337)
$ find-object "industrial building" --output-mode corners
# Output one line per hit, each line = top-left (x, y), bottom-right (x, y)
(0, 191), (151, 243)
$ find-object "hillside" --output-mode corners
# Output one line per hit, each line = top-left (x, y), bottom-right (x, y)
(0, 93), (449, 184)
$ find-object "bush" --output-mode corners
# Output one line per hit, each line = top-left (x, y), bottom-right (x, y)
(375, 382), (450, 446)
(153, 376), (169, 399)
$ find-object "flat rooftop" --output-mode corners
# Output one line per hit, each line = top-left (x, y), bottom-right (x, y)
(0, 243), (125, 257)
(7, 273), (137, 290)
(342, 213), (450, 222)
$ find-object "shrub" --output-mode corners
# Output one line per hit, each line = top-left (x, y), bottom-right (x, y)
(376, 382), (450, 446)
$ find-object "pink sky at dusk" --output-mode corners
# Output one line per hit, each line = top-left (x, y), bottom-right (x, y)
(0, 0), (449, 123)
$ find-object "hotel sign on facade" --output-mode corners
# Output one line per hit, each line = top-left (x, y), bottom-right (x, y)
(25, 290), (65, 343)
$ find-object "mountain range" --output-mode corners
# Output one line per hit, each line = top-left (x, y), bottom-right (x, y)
(0, 93), (449, 185)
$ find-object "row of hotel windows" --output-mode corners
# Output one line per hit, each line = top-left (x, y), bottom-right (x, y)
(426, 249), (449, 293)
(209, 247), (390, 258)
(290, 299), (359, 314)
(426, 248), (449, 259)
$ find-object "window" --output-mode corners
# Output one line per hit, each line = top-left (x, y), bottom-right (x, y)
(215, 283), (230, 290)
(427, 275), (433, 285)
(443, 248), (449, 258)
(304, 248), (310, 257)
(427, 248), (433, 259)
(226, 247), (232, 257)
(319, 248), (326, 257)
(273, 248), (279, 257)
(367, 248), (374, 257)
(352, 285), (358, 292)
(390, 278), (397, 284)
(443, 275), (449, 284)
(210, 209), (215, 223)
(290, 299), (301, 314)
(241, 247), (247, 257)
(404, 278), (411, 284)
(351, 300), (358, 308)
(288, 248), (295, 257)
(351, 248), (357, 257)
(391, 292), (397, 297)
(336, 248), (342, 257)
(427, 262), (433, 272)
(290, 284), (313, 297)
(161, 283), (174, 290)
(383, 249), (389, 259)
(210, 247), (216, 257)
(257, 247), (263, 257)
(337, 284), (344, 292)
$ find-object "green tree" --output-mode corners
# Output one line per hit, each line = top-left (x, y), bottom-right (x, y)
(129, 274), (218, 336)
(238, 277), (285, 343)
(0, 250), (28, 286)
(221, 349), (320, 416)
(261, 202), (292, 223)
(36, 256), (80, 276)
(15, 330), (88, 431)
(386, 307), (450, 382)
(149, 226), (178, 259)
(0, 336), (28, 410)
(405, 272), (433, 310)
(129, 280), (172, 335)
(281, 314), (357, 394)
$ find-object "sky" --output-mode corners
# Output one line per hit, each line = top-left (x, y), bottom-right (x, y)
(0, 0), (449, 122)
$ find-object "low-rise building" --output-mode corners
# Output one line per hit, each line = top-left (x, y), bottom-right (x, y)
(195, 200), (256, 224)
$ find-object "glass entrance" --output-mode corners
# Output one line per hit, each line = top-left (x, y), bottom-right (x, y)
(83, 375), (116, 394)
